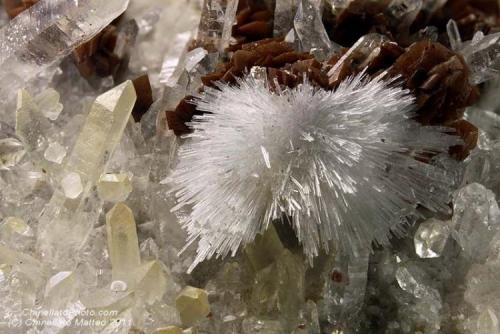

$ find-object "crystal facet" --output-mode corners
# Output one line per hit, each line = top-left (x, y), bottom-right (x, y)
(176, 286), (211, 327)
(414, 218), (452, 258)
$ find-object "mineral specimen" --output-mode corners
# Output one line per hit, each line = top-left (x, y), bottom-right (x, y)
(0, 0), (130, 118)
(171, 73), (461, 270)
(97, 173), (133, 202)
(1, 0), (500, 333)
(176, 286), (211, 327)
(36, 80), (137, 270)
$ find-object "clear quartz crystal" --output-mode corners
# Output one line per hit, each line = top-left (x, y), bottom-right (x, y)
(106, 203), (141, 285)
(36, 81), (137, 270)
(0, 136), (25, 170)
(44, 141), (67, 164)
(196, 0), (237, 52)
(328, 33), (389, 84)
(97, 173), (133, 202)
(414, 218), (452, 258)
(15, 89), (52, 151)
(159, 32), (192, 86)
(0, 0), (129, 116)
(450, 19), (500, 84)
(34, 88), (63, 121)
(396, 265), (441, 302)
(294, 0), (337, 59)
(452, 183), (500, 261)
(61, 172), (83, 199)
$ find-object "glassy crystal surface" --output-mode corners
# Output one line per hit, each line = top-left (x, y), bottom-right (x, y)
(97, 173), (133, 202)
(452, 183), (500, 261)
(176, 286), (211, 327)
(35, 88), (63, 120)
(0, 136), (25, 170)
(44, 141), (67, 164)
(294, 0), (336, 58)
(414, 218), (452, 258)
(454, 26), (500, 84)
(106, 202), (141, 285)
(61, 171), (83, 199)
(0, 0), (130, 115)
(36, 81), (137, 270)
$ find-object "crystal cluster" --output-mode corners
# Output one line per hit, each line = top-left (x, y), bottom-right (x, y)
(0, 0), (500, 333)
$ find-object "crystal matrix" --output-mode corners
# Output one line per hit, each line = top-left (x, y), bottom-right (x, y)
(1, 0), (500, 333)
(0, 0), (130, 123)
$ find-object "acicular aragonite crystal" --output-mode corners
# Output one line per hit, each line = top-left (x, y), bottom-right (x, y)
(166, 36), (479, 159)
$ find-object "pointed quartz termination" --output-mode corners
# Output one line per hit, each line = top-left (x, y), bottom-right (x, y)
(15, 89), (53, 151)
(294, 0), (338, 59)
(328, 33), (389, 85)
(36, 81), (137, 270)
(196, 0), (238, 53)
(0, 0), (129, 112)
(447, 19), (500, 84)
(106, 203), (141, 285)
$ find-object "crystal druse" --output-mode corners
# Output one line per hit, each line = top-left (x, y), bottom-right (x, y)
(0, 0), (500, 333)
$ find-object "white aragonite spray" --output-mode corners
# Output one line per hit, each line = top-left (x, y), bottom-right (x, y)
(170, 72), (461, 272)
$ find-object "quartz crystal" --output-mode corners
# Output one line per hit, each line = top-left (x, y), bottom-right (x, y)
(34, 88), (63, 121)
(36, 81), (137, 270)
(196, 0), (238, 52)
(449, 19), (500, 84)
(452, 183), (500, 261)
(0, 0), (130, 117)
(61, 172), (83, 199)
(97, 173), (133, 202)
(176, 286), (211, 327)
(294, 0), (336, 58)
(44, 141), (67, 164)
(0, 136), (25, 170)
(414, 218), (452, 258)
(106, 202), (141, 285)
(2, 0), (500, 332)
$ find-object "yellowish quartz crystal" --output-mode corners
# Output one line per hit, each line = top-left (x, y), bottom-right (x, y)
(97, 173), (133, 202)
(0, 217), (33, 237)
(36, 81), (137, 270)
(106, 202), (141, 285)
(175, 286), (210, 327)
(152, 326), (183, 334)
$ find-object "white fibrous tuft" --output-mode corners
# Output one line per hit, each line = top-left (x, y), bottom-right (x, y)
(171, 73), (461, 271)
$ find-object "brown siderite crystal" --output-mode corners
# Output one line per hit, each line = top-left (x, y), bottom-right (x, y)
(424, 0), (500, 42)
(3, 0), (38, 19)
(166, 36), (479, 159)
(72, 22), (122, 78)
(228, 0), (274, 51)
(388, 41), (479, 126)
(324, 0), (500, 48)
(448, 119), (479, 160)
(323, 0), (394, 47)
(131, 74), (153, 122)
